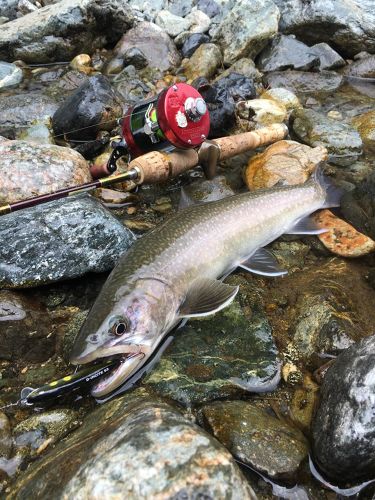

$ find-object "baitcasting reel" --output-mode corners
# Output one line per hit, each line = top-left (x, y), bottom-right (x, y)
(106, 83), (210, 174)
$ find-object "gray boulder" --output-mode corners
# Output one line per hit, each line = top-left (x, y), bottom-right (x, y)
(0, 195), (135, 288)
(274, 0), (375, 57)
(0, 0), (18, 20)
(213, 0), (280, 65)
(0, 0), (135, 63)
(257, 34), (319, 72)
(265, 70), (343, 95)
(310, 42), (345, 70)
(312, 335), (375, 483)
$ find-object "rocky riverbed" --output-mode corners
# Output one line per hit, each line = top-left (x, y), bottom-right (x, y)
(1, 0), (375, 498)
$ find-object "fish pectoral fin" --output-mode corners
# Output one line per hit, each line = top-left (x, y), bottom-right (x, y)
(178, 278), (239, 318)
(239, 248), (287, 277)
(285, 215), (328, 235)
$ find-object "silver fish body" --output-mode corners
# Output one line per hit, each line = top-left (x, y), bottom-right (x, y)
(70, 169), (339, 396)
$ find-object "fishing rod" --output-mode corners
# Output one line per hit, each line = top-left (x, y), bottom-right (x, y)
(0, 82), (288, 216)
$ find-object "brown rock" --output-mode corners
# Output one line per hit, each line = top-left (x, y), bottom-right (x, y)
(183, 43), (222, 81)
(244, 140), (327, 190)
(0, 139), (91, 204)
(352, 109), (375, 152)
(93, 188), (138, 205)
(313, 209), (375, 257)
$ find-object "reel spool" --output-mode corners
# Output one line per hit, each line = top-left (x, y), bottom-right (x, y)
(106, 83), (210, 174)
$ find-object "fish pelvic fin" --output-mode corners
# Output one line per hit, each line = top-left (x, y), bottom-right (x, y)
(239, 248), (287, 277)
(178, 278), (239, 318)
(313, 162), (343, 208)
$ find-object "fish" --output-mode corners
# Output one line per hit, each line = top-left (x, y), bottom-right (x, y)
(70, 166), (341, 397)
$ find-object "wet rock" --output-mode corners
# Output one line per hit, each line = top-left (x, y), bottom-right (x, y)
(312, 335), (375, 483)
(123, 47), (148, 69)
(291, 108), (363, 166)
(185, 9), (211, 34)
(183, 43), (222, 80)
(113, 21), (181, 73)
(0, 61), (22, 89)
(261, 88), (301, 113)
(93, 188), (138, 206)
(290, 374), (319, 434)
(310, 43), (345, 70)
(270, 240), (311, 273)
(245, 140), (327, 190)
(145, 276), (280, 406)
(213, 0), (279, 65)
(0, 195), (135, 288)
(13, 409), (80, 461)
(345, 54), (375, 79)
(52, 75), (123, 142)
(69, 53), (92, 74)
(183, 175), (235, 204)
(0, 92), (59, 139)
(215, 58), (263, 83)
(0, 0), (135, 63)
(0, 139), (91, 204)
(352, 110), (375, 152)
(10, 391), (256, 499)
(155, 10), (191, 37)
(340, 172), (375, 240)
(201, 401), (308, 481)
(181, 33), (210, 58)
(198, 73), (256, 137)
(0, 413), (12, 459)
(18, 117), (54, 145)
(0, 290), (55, 362)
(313, 209), (375, 258)
(274, 0), (375, 57)
(265, 70), (343, 95)
(257, 34), (319, 72)
(113, 67), (153, 106)
(237, 98), (287, 128)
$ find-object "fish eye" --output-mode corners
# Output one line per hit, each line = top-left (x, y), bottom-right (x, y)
(109, 317), (130, 336)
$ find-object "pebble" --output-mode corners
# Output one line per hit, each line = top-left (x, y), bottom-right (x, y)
(69, 54), (92, 74)
(261, 87), (301, 113)
(313, 209), (375, 257)
(155, 10), (191, 37)
(0, 61), (22, 89)
(183, 42), (222, 80)
(200, 401), (308, 481)
(312, 335), (375, 483)
(236, 98), (287, 127)
(244, 140), (327, 190)
(185, 9), (211, 34)
(214, 57), (263, 83)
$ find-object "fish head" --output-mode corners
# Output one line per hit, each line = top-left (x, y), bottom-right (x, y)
(70, 278), (179, 396)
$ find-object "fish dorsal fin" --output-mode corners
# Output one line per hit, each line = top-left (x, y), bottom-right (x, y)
(239, 248), (287, 277)
(178, 188), (198, 210)
(285, 215), (327, 235)
(179, 278), (239, 318)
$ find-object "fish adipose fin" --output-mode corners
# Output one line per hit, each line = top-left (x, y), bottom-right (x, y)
(239, 248), (287, 277)
(285, 215), (328, 235)
(179, 278), (239, 318)
(313, 163), (343, 208)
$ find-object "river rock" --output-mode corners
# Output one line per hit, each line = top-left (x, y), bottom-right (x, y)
(113, 21), (181, 72)
(145, 275), (280, 406)
(0, 61), (22, 89)
(0, 290), (55, 362)
(313, 209), (375, 257)
(0, 0), (18, 20)
(261, 88), (301, 113)
(274, 0), (375, 57)
(197, 0), (221, 19)
(215, 58), (263, 83)
(265, 70), (343, 95)
(292, 108), (363, 166)
(9, 391), (256, 499)
(213, 0), (279, 65)
(0, 139), (91, 204)
(155, 9), (191, 37)
(341, 172), (375, 240)
(312, 335), (375, 483)
(113, 67), (153, 106)
(0, 0), (135, 63)
(244, 140), (327, 190)
(52, 74), (123, 142)
(310, 42), (345, 70)
(257, 34), (319, 72)
(290, 374), (319, 433)
(0, 413), (12, 459)
(182, 175), (236, 204)
(185, 9), (210, 34)
(352, 110), (375, 152)
(0, 195), (135, 288)
(344, 54), (375, 79)
(0, 92), (59, 139)
(181, 33), (210, 58)
(200, 401), (308, 481)
(183, 42), (222, 80)
(236, 98), (287, 128)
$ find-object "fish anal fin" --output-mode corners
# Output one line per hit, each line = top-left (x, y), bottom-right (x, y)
(239, 248), (287, 277)
(179, 278), (239, 318)
(286, 215), (328, 235)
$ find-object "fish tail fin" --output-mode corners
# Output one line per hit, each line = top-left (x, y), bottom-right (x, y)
(312, 162), (343, 208)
